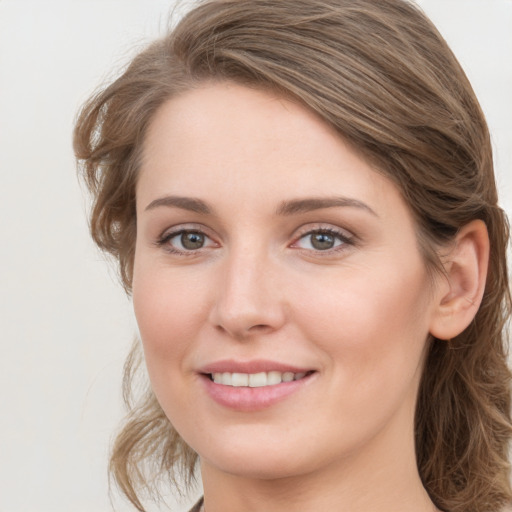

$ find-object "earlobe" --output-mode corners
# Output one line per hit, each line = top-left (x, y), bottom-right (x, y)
(429, 219), (489, 340)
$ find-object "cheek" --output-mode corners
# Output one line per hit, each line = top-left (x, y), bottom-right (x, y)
(131, 262), (214, 431)
(295, 260), (432, 385)
(132, 260), (210, 371)
(293, 267), (432, 446)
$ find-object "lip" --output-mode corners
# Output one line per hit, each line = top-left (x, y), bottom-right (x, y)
(199, 359), (313, 375)
(198, 359), (317, 412)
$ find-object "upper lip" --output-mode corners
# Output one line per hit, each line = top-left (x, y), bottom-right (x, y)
(199, 359), (315, 375)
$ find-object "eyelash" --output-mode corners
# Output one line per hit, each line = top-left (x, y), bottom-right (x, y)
(156, 227), (217, 256)
(291, 227), (355, 255)
(155, 225), (355, 256)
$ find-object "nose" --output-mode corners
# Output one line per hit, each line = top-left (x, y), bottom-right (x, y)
(208, 246), (286, 340)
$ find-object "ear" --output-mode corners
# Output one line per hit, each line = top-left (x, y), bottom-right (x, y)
(429, 219), (490, 340)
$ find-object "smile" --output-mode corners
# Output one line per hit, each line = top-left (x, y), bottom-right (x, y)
(201, 366), (316, 411)
(210, 371), (311, 387)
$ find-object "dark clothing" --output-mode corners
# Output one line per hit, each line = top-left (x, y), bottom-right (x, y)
(189, 497), (204, 512)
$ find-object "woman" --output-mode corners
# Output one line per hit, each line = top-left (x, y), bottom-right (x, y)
(74, 0), (512, 511)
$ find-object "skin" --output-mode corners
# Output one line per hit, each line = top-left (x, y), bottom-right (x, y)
(133, 82), (450, 512)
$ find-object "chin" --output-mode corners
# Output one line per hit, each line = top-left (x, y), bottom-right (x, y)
(202, 450), (311, 481)
(192, 425), (334, 481)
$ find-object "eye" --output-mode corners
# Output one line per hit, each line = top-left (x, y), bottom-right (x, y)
(293, 228), (353, 252)
(176, 231), (207, 250)
(157, 228), (217, 254)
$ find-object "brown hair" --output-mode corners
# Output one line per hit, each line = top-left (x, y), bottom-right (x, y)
(74, 1), (512, 511)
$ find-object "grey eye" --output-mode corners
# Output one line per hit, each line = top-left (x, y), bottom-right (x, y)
(296, 230), (346, 251)
(309, 232), (336, 250)
(180, 231), (205, 250)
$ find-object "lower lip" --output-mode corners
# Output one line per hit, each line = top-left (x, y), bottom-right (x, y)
(200, 373), (315, 412)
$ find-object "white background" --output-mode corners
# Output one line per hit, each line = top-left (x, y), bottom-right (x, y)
(0, 1), (510, 511)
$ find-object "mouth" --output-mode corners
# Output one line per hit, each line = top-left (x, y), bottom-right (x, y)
(205, 370), (315, 388)
(198, 360), (317, 410)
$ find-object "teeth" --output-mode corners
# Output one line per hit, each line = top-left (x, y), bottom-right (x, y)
(267, 371), (282, 385)
(232, 373), (249, 387)
(249, 372), (267, 387)
(211, 371), (309, 387)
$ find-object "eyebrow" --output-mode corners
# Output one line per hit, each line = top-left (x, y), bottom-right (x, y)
(276, 197), (378, 217)
(144, 194), (377, 217)
(145, 195), (211, 214)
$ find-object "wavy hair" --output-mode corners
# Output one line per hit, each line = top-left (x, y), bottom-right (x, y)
(74, 1), (512, 510)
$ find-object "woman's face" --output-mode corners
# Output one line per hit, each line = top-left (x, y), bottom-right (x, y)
(133, 82), (442, 480)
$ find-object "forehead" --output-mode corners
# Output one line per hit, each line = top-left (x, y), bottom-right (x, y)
(141, 82), (342, 169)
(137, 82), (403, 221)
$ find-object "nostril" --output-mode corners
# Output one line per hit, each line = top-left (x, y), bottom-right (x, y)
(251, 324), (270, 331)
(246, 324), (275, 336)
(214, 322), (274, 339)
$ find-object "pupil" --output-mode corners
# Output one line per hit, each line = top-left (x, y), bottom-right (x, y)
(181, 232), (204, 250)
(311, 233), (334, 250)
